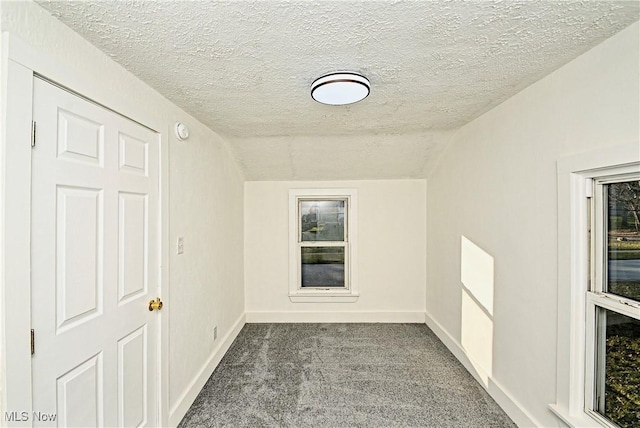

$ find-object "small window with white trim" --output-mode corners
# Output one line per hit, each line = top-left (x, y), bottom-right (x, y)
(586, 175), (640, 428)
(289, 189), (358, 302)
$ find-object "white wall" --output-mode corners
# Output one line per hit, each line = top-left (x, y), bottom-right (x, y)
(426, 21), (639, 427)
(0, 1), (245, 425)
(245, 180), (426, 321)
(167, 117), (245, 423)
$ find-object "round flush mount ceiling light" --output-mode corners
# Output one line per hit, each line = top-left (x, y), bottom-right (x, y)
(311, 72), (370, 106)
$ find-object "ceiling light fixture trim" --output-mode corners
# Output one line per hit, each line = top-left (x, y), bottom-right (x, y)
(311, 72), (370, 106)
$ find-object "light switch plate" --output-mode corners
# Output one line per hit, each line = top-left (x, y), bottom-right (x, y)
(177, 237), (184, 255)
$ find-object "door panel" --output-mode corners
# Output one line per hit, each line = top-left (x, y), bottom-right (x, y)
(117, 327), (147, 427)
(56, 186), (103, 332)
(118, 192), (148, 303)
(118, 133), (148, 175)
(56, 353), (103, 428)
(31, 77), (159, 427)
(56, 109), (104, 165)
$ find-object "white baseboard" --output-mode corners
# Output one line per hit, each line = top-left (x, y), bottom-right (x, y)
(424, 311), (541, 428)
(168, 313), (246, 427)
(245, 311), (426, 323)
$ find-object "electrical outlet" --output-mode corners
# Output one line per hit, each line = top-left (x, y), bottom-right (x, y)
(213, 326), (218, 341)
(177, 237), (184, 255)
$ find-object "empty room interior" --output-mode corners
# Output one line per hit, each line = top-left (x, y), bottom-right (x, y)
(1, 1), (639, 427)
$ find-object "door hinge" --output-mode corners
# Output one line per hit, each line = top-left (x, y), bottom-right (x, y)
(31, 121), (37, 148)
(30, 329), (35, 356)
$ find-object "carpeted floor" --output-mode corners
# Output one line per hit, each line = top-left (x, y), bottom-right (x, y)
(178, 323), (517, 427)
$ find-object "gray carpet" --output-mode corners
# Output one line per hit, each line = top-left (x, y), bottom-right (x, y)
(178, 323), (516, 428)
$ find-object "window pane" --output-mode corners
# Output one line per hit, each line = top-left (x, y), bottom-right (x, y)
(300, 200), (345, 242)
(301, 247), (345, 287)
(595, 309), (640, 428)
(606, 180), (640, 302)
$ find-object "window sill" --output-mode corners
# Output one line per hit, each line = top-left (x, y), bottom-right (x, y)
(548, 404), (604, 428)
(289, 293), (359, 303)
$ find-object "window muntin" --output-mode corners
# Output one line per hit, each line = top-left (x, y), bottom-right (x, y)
(588, 176), (640, 428)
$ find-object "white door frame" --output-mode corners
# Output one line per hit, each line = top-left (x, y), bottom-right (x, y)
(0, 33), (171, 426)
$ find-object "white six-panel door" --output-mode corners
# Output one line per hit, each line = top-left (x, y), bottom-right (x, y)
(30, 77), (160, 427)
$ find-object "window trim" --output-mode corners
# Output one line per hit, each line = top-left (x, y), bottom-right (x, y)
(552, 142), (639, 428)
(288, 188), (358, 303)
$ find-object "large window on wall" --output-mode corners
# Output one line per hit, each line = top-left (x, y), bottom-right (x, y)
(289, 189), (358, 302)
(586, 176), (640, 428)
(553, 147), (639, 428)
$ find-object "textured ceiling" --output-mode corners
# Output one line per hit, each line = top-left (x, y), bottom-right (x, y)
(228, 130), (455, 180)
(37, 0), (639, 180)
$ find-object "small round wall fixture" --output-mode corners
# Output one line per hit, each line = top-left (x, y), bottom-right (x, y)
(174, 122), (190, 141)
(311, 72), (370, 106)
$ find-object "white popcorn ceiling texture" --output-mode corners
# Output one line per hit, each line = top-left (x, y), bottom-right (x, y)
(38, 1), (639, 180)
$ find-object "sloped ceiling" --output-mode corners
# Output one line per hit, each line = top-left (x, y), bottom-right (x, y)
(37, 1), (639, 180)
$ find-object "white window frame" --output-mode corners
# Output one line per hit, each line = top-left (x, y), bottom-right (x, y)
(552, 142), (640, 428)
(288, 188), (358, 303)
(584, 173), (640, 427)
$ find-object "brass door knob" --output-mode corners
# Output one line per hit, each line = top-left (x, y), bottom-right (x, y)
(148, 297), (163, 311)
